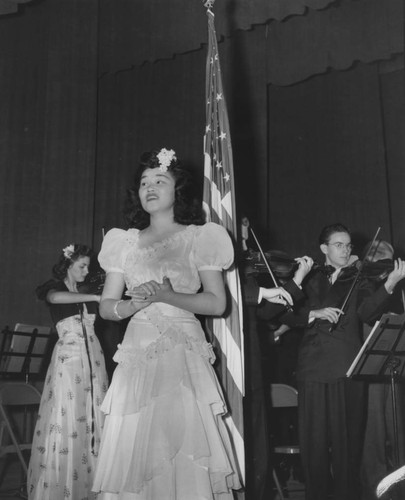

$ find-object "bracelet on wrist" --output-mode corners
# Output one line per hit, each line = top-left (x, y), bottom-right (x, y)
(113, 300), (124, 320)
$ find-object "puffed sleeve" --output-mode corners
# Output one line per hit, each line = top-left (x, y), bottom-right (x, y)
(193, 222), (234, 271)
(98, 228), (136, 273)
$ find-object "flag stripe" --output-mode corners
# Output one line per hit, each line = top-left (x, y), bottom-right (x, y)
(212, 319), (243, 393)
(203, 7), (245, 486)
(224, 414), (245, 479)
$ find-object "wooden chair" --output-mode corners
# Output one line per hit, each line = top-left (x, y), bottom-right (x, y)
(270, 383), (302, 500)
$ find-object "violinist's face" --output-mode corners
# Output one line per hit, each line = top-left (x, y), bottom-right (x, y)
(320, 231), (352, 269)
(67, 256), (90, 283)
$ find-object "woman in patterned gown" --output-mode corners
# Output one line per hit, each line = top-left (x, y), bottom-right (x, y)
(28, 244), (109, 500)
(92, 148), (242, 499)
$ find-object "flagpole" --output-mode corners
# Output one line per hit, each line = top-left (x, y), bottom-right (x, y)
(203, 0), (215, 10)
(202, 1), (245, 495)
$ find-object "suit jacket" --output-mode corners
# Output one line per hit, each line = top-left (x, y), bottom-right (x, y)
(243, 275), (305, 322)
(283, 269), (392, 382)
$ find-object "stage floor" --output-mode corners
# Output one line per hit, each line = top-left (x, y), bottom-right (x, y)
(0, 456), (307, 500)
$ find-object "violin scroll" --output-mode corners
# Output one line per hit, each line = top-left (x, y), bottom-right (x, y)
(78, 270), (106, 295)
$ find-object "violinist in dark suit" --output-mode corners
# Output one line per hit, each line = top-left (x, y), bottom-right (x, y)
(241, 253), (313, 499)
(282, 223), (405, 500)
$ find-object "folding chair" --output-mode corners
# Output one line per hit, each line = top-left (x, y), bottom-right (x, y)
(270, 383), (302, 500)
(0, 382), (41, 475)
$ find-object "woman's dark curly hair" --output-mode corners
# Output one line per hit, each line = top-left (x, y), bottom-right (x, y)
(36, 244), (93, 300)
(123, 149), (206, 229)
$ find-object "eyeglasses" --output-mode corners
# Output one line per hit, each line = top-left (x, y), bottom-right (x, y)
(327, 242), (354, 251)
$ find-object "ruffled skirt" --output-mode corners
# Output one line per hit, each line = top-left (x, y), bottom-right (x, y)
(27, 313), (109, 500)
(92, 307), (241, 500)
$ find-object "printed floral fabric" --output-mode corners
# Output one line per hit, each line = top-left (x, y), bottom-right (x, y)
(27, 305), (108, 500)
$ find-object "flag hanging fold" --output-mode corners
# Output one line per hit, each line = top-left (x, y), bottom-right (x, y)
(203, 4), (245, 487)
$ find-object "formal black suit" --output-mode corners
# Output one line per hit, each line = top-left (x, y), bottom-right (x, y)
(241, 275), (305, 499)
(283, 268), (392, 500)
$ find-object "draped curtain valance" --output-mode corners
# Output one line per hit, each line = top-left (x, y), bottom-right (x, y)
(98, 0), (336, 73)
(4, 0), (402, 85)
(264, 0), (403, 85)
(99, 0), (403, 86)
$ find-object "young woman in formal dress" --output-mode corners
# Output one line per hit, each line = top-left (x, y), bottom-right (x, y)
(28, 244), (108, 500)
(92, 148), (242, 499)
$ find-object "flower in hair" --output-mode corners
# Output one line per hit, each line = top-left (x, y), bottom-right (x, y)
(62, 244), (75, 259)
(157, 148), (176, 172)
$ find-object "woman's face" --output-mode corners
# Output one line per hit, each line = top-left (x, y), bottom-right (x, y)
(138, 167), (176, 214)
(67, 256), (90, 283)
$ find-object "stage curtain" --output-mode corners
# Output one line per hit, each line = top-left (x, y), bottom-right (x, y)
(266, 62), (397, 258)
(94, 51), (207, 249)
(0, 0), (98, 327)
(0, 0), (403, 327)
(379, 66), (405, 251)
(94, 0), (404, 256)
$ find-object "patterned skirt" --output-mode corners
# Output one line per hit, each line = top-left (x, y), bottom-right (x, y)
(27, 312), (108, 500)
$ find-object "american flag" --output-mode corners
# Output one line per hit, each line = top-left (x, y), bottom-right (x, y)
(203, 4), (245, 489)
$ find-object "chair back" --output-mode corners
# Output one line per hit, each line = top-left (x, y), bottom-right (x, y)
(270, 383), (301, 499)
(270, 383), (298, 408)
(0, 382), (42, 475)
(0, 382), (41, 406)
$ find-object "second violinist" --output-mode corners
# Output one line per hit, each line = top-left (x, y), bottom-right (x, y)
(281, 223), (405, 500)
(241, 250), (314, 500)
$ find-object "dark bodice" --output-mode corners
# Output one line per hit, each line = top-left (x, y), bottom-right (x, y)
(44, 281), (98, 325)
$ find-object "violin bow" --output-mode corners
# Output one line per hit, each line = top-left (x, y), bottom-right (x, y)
(249, 228), (279, 287)
(330, 226), (381, 332)
(249, 227), (293, 311)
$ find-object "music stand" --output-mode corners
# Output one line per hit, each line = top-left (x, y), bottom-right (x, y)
(0, 324), (51, 382)
(0, 325), (50, 497)
(347, 312), (405, 468)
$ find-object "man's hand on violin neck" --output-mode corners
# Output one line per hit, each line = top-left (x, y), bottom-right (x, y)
(385, 258), (405, 294)
(293, 256), (314, 286)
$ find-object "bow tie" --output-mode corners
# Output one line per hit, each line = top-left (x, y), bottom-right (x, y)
(319, 265), (336, 278)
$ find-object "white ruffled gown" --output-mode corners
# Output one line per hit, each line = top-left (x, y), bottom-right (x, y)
(92, 223), (242, 500)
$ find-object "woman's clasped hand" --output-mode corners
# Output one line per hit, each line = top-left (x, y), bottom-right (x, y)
(125, 276), (173, 302)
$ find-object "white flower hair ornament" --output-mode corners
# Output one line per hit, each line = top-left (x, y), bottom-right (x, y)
(157, 148), (176, 172)
(62, 244), (75, 259)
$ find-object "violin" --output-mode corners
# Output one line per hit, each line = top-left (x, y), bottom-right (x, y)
(329, 226), (383, 332)
(245, 250), (297, 279)
(78, 270), (106, 294)
(244, 249), (328, 280)
(245, 251), (395, 283)
(335, 258), (394, 282)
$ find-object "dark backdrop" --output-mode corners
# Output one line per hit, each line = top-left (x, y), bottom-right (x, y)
(0, 0), (403, 330)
